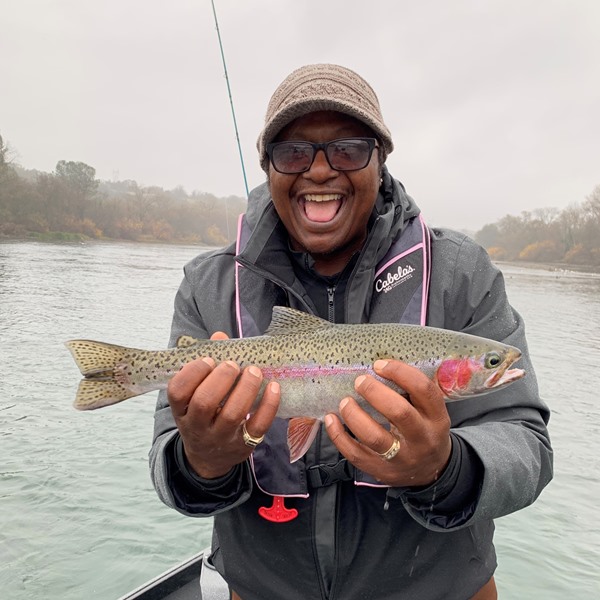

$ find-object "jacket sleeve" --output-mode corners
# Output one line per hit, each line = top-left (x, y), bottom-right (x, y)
(149, 257), (252, 516)
(397, 230), (553, 531)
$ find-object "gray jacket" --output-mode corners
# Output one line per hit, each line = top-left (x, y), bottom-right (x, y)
(150, 173), (553, 600)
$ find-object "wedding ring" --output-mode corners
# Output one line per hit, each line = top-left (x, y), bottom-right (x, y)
(377, 437), (401, 461)
(242, 422), (265, 448)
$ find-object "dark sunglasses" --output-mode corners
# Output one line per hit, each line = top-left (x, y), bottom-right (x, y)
(266, 137), (378, 174)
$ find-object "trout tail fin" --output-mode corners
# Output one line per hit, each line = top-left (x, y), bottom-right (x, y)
(65, 340), (139, 410)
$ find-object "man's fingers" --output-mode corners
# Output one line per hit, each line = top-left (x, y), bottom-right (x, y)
(215, 365), (277, 432)
(354, 372), (420, 433)
(337, 396), (396, 452)
(244, 381), (281, 442)
(167, 356), (215, 418)
(324, 406), (395, 469)
(216, 365), (262, 426)
(184, 360), (241, 420)
(324, 411), (361, 457)
(210, 331), (229, 341)
(372, 360), (447, 420)
(168, 330), (228, 418)
(333, 396), (404, 461)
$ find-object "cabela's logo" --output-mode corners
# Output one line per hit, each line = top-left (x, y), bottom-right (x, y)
(375, 264), (415, 293)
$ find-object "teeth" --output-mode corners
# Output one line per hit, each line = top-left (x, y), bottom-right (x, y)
(304, 194), (343, 202)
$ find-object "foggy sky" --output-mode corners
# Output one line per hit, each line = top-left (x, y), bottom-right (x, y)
(2, 0), (599, 230)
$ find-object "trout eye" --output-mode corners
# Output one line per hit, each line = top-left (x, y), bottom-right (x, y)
(485, 352), (502, 369)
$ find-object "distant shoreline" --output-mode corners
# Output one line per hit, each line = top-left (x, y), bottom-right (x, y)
(0, 232), (216, 248)
(494, 260), (600, 276)
(2, 235), (599, 275)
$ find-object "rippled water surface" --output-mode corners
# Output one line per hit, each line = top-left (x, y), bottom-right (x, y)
(1, 243), (598, 599)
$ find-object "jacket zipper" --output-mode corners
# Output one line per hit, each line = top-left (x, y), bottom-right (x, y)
(327, 286), (336, 323)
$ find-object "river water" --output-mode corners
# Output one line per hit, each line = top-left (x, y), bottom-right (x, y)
(0, 241), (598, 599)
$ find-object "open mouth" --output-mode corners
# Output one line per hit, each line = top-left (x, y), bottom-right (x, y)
(301, 194), (343, 223)
(485, 367), (525, 389)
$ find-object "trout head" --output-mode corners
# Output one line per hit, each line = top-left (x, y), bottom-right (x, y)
(435, 346), (525, 400)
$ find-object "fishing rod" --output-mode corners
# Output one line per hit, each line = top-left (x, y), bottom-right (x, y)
(210, 0), (250, 199)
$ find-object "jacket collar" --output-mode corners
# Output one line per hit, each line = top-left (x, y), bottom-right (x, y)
(237, 167), (422, 321)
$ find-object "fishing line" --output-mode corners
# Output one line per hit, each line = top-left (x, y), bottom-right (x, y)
(210, 0), (249, 200)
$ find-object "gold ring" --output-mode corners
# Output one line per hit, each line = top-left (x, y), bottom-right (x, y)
(242, 422), (265, 448)
(377, 437), (401, 461)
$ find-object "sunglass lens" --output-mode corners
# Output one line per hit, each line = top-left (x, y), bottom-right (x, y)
(327, 139), (371, 170)
(272, 143), (312, 173)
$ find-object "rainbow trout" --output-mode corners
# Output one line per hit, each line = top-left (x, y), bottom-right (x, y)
(66, 306), (525, 461)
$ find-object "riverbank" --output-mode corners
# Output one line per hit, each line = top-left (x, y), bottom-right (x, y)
(0, 231), (212, 246)
(495, 259), (600, 276)
(4, 235), (599, 276)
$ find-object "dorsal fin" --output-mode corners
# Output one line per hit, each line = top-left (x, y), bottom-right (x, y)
(265, 307), (332, 337)
(176, 335), (202, 348)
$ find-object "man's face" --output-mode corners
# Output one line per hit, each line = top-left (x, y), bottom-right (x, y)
(268, 111), (381, 275)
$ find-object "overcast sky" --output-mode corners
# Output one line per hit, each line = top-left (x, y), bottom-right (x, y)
(2, 0), (599, 230)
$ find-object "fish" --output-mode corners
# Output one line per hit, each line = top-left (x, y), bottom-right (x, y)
(65, 306), (525, 462)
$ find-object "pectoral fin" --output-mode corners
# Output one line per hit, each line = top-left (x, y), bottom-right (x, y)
(287, 417), (321, 463)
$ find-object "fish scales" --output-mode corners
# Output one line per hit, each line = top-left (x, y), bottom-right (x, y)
(66, 307), (525, 460)
(66, 307), (525, 417)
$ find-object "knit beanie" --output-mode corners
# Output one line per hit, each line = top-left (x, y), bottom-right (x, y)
(257, 64), (394, 172)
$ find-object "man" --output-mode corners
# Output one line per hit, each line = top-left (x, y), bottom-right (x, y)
(150, 64), (553, 599)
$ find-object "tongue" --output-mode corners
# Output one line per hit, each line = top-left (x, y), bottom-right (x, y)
(304, 199), (342, 223)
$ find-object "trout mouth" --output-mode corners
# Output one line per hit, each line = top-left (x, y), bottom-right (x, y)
(484, 348), (524, 390)
(485, 367), (525, 389)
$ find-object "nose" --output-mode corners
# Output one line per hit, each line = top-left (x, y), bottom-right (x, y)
(303, 149), (338, 183)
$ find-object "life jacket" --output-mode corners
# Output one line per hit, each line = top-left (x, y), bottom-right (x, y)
(234, 212), (431, 498)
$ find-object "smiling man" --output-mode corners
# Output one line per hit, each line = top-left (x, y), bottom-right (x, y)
(266, 112), (383, 275)
(150, 64), (553, 600)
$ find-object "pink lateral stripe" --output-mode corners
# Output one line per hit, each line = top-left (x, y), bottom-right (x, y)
(260, 364), (373, 379)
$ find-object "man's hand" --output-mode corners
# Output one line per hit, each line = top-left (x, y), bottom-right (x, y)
(324, 359), (452, 488)
(168, 332), (280, 479)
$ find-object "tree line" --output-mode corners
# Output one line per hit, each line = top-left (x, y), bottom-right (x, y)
(0, 135), (246, 245)
(1, 134), (599, 265)
(474, 186), (600, 267)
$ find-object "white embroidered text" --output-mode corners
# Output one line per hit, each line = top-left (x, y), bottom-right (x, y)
(375, 264), (415, 293)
